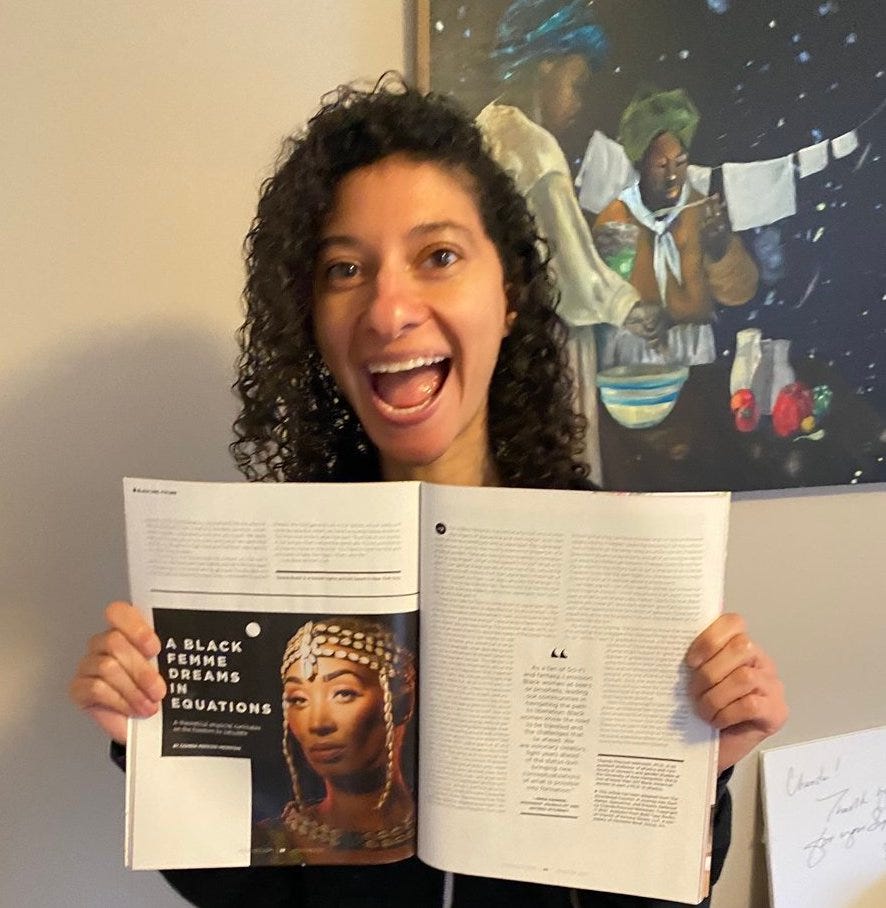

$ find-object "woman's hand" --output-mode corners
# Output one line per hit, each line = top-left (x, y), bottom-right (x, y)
(68, 601), (166, 745)
(686, 613), (788, 773)
(623, 300), (670, 351)
(700, 194), (733, 262)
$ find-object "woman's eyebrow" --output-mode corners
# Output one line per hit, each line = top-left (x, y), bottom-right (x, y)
(320, 222), (471, 245)
(317, 234), (360, 252)
(283, 669), (366, 684)
(408, 220), (472, 239)
(322, 668), (365, 683)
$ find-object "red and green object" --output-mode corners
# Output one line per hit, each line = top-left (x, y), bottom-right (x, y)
(772, 382), (814, 437)
(730, 388), (760, 432)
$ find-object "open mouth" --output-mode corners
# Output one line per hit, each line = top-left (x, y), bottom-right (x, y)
(368, 356), (451, 414)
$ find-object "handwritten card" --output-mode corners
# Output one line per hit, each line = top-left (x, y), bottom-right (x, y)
(760, 727), (886, 908)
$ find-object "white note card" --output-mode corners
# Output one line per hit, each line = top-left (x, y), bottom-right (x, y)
(760, 727), (886, 908)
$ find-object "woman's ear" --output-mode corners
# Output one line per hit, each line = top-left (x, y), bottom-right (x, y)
(502, 280), (518, 337)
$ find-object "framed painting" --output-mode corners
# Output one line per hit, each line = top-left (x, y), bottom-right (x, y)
(417, 0), (885, 492)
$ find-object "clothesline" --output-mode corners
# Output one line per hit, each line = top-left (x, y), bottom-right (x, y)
(685, 94), (885, 177)
(576, 95), (884, 230)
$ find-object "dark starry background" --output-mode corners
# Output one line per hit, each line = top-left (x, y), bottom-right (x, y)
(427, 0), (885, 487)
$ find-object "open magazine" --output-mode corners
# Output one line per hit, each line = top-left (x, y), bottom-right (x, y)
(123, 479), (729, 904)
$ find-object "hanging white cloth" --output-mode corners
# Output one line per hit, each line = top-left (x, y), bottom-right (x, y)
(575, 130), (636, 214)
(687, 164), (712, 196)
(797, 140), (829, 178)
(832, 129), (859, 159)
(618, 180), (690, 305)
(722, 156), (797, 231)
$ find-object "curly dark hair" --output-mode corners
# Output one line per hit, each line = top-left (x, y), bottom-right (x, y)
(231, 75), (588, 489)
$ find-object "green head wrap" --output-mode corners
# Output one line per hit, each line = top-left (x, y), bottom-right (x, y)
(618, 87), (700, 164)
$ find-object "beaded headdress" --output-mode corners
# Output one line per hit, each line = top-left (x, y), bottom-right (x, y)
(280, 619), (415, 818)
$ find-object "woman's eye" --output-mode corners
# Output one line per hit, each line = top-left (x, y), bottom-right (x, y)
(426, 248), (459, 269)
(332, 687), (359, 703)
(323, 261), (360, 283)
(285, 694), (307, 709)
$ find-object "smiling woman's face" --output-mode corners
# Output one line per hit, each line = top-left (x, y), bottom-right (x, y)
(284, 656), (387, 780)
(311, 154), (511, 481)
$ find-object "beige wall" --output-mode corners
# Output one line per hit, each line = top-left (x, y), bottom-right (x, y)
(1, 3), (405, 905)
(2, 3), (882, 907)
(718, 487), (886, 908)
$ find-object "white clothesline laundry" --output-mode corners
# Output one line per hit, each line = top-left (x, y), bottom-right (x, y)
(575, 97), (882, 228)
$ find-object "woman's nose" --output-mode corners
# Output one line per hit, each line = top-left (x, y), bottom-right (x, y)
(308, 700), (335, 736)
(364, 263), (426, 340)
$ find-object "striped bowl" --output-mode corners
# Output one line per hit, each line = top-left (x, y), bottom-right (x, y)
(597, 365), (689, 429)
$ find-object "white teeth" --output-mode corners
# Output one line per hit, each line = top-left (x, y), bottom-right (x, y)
(367, 356), (447, 374)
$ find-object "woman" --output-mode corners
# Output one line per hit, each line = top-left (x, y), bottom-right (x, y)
(593, 87), (758, 370)
(476, 0), (644, 485)
(254, 618), (416, 866)
(69, 77), (786, 907)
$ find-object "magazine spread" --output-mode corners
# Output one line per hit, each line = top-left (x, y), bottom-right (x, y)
(123, 478), (729, 903)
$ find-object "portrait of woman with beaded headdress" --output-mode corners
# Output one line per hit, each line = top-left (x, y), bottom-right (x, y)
(252, 615), (417, 865)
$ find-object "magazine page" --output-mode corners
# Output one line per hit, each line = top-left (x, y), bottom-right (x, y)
(416, 485), (728, 904)
(123, 478), (420, 871)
